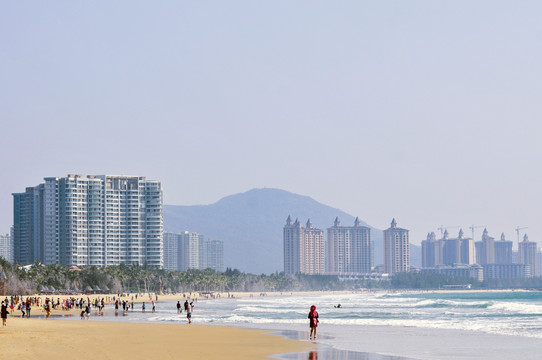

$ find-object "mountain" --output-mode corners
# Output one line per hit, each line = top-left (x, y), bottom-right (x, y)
(164, 188), (388, 274)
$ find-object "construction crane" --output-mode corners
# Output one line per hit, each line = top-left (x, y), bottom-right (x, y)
(469, 224), (486, 241)
(515, 226), (528, 250)
(437, 225), (459, 237)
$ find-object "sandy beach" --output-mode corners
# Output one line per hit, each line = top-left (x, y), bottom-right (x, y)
(0, 317), (310, 360)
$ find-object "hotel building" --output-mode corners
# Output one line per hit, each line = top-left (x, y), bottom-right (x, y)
(383, 219), (409, 274)
(283, 216), (325, 275)
(518, 234), (538, 277)
(327, 217), (372, 274)
(474, 228), (495, 265)
(494, 233), (513, 264)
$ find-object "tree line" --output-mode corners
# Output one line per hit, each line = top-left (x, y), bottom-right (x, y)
(1, 257), (542, 295)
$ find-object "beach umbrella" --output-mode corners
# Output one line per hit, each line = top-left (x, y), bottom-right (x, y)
(101, 285), (110, 293)
(84, 286), (93, 293)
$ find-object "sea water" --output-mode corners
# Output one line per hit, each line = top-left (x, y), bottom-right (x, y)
(143, 291), (542, 339)
(76, 291), (542, 359)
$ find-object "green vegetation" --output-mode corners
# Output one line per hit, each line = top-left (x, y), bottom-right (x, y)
(0, 258), (384, 295)
(2, 257), (542, 295)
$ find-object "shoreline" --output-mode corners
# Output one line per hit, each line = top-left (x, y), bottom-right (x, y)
(4, 289), (542, 359)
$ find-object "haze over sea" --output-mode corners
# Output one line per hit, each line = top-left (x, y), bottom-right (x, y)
(73, 290), (542, 359)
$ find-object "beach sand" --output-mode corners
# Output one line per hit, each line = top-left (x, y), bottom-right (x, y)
(0, 318), (310, 360)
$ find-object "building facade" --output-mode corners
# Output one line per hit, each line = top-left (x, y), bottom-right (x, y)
(422, 232), (442, 268)
(494, 233), (513, 265)
(13, 174), (163, 268)
(327, 217), (372, 274)
(0, 233), (14, 263)
(442, 229), (474, 266)
(383, 219), (409, 274)
(483, 264), (529, 280)
(163, 231), (224, 272)
(475, 228), (495, 265)
(204, 239), (224, 273)
(518, 234), (538, 277)
(163, 232), (179, 271)
(422, 264), (484, 282)
(283, 216), (325, 275)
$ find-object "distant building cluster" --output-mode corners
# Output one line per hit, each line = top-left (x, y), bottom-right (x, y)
(12, 175), (163, 268)
(422, 228), (538, 280)
(284, 216), (408, 276)
(163, 232), (224, 272)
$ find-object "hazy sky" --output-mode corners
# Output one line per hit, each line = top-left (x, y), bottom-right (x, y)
(2, 1), (541, 247)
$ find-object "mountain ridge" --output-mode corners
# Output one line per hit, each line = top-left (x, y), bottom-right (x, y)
(164, 188), (419, 273)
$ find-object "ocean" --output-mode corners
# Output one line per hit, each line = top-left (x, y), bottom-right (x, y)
(68, 290), (542, 359)
(144, 291), (542, 338)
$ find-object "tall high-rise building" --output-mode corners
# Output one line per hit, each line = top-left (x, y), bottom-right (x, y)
(422, 232), (442, 268)
(179, 231), (204, 271)
(12, 185), (44, 265)
(283, 216), (325, 275)
(475, 228), (495, 265)
(204, 239), (224, 272)
(494, 233), (513, 264)
(163, 232), (179, 271)
(518, 234), (538, 277)
(163, 231), (224, 272)
(13, 174), (163, 268)
(441, 229), (474, 265)
(0, 233), (14, 263)
(383, 219), (409, 274)
(327, 217), (372, 274)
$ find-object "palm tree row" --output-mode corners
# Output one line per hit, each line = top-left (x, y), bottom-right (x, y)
(0, 257), (382, 296)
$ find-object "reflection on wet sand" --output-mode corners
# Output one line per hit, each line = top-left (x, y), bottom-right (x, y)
(273, 330), (414, 360)
(279, 348), (414, 360)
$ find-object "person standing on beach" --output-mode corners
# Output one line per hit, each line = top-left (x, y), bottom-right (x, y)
(26, 299), (31, 318)
(184, 300), (189, 313)
(186, 301), (192, 324)
(308, 305), (319, 340)
(1, 301), (8, 327)
(177, 301), (181, 313)
(44, 299), (51, 319)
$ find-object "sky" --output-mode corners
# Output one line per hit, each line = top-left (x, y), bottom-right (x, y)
(1, 1), (541, 247)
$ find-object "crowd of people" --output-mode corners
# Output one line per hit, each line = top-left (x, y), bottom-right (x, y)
(0, 293), (200, 326)
(2, 293), (323, 341)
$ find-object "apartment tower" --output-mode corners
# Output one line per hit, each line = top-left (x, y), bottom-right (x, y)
(13, 175), (163, 268)
(283, 216), (325, 275)
(519, 234), (538, 277)
(383, 219), (410, 274)
(327, 217), (372, 274)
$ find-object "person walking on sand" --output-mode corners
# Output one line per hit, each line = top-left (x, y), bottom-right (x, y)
(308, 305), (319, 340)
(1, 301), (8, 327)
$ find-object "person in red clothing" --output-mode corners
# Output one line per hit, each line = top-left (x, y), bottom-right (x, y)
(308, 305), (319, 340)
